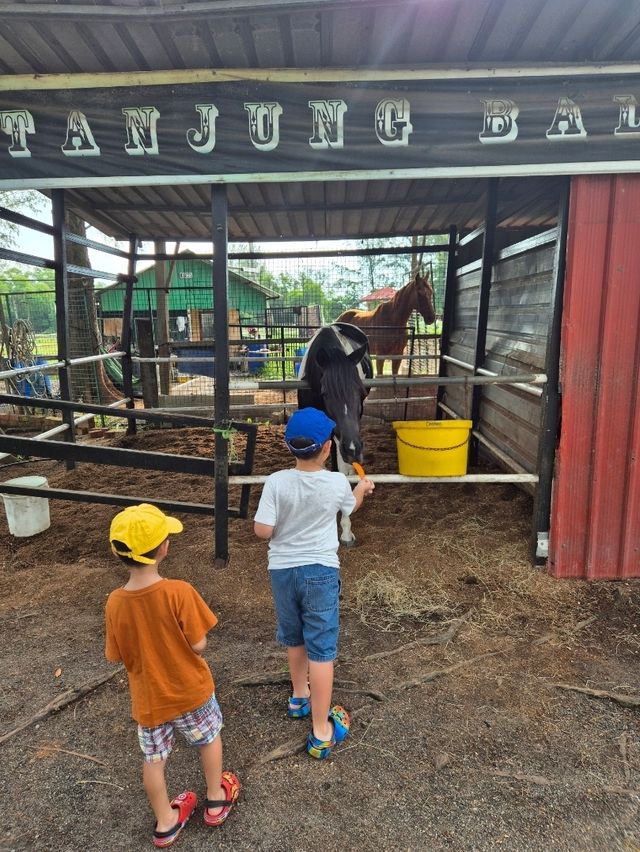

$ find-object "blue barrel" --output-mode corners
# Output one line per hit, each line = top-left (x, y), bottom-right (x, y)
(177, 347), (215, 377)
(294, 347), (307, 377)
(247, 343), (268, 375)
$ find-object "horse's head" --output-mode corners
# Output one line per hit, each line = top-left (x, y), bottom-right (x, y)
(413, 273), (436, 326)
(316, 343), (369, 464)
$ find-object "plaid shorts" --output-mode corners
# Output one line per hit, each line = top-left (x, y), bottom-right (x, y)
(137, 694), (223, 763)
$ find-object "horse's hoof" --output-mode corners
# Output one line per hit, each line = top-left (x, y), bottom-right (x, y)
(340, 538), (357, 548)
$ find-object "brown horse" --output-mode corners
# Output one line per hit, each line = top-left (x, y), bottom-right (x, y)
(336, 273), (436, 376)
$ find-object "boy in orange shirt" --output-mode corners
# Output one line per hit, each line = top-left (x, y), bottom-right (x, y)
(105, 503), (240, 848)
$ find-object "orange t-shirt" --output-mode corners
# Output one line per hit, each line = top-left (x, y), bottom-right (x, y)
(105, 578), (218, 727)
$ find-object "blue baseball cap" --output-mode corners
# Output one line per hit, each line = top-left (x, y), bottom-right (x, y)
(284, 407), (336, 455)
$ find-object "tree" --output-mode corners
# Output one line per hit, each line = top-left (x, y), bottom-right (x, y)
(0, 190), (46, 247)
(0, 267), (56, 333)
(65, 211), (120, 403)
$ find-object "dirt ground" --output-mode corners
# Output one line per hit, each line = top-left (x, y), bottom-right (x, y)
(1, 423), (640, 852)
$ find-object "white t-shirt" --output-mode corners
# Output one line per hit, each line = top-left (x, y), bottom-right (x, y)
(254, 468), (356, 570)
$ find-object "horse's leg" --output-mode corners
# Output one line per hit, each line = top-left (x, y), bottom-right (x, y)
(376, 358), (385, 377)
(334, 440), (356, 547)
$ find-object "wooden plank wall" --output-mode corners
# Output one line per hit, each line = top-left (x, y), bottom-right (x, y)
(443, 234), (556, 474)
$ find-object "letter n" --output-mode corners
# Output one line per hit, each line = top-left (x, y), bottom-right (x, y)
(309, 100), (348, 149)
(122, 107), (160, 156)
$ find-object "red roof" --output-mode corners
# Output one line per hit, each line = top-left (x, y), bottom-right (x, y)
(361, 287), (396, 302)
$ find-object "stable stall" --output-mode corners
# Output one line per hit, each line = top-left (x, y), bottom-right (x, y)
(0, 0), (639, 577)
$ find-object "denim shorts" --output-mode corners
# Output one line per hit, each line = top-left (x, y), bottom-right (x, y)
(137, 693), (223, 763)
(269, 564), (340, 663)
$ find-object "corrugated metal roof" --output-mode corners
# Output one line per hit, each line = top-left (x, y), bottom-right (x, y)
(549, 174), (640, 580)
(2, 0), (639, 72)
(54, 175), (562, 241)
(0, 1), (600, 239)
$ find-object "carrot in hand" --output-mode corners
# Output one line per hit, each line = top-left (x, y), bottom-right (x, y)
(352, 462), (366, 479)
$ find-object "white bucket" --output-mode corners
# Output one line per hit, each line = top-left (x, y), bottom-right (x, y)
(1, 475), (51, 537)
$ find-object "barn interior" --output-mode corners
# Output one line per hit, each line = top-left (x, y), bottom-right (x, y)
(2, 0), (636, 567)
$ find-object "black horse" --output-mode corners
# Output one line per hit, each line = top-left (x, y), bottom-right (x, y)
(297, 322), (372, 545)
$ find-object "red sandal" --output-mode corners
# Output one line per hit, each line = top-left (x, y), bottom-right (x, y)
(152, 790), (197, 848)
(204, 771), (241, 827)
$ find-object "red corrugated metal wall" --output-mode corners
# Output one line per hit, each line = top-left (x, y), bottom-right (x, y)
(549, 174), (640, 579)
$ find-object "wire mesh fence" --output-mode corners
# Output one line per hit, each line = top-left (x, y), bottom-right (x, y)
(1, 237), (448, 422)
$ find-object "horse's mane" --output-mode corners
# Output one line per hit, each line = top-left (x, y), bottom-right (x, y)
(319, 348), (364, 399)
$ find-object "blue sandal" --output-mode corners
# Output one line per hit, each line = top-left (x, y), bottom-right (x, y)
(329, 705), (350, 743)
(306, 731), (336, 759)
(306, 705), (350, 759)
(288, 696), (311, 718)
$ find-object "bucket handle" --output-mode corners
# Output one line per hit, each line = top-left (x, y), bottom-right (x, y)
(395, 433), (470, 452)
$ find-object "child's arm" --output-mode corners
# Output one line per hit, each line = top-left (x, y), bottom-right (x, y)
(351, 477), (375, 513)
(191, 634), (207, 654)
(254, 521), (274, 540)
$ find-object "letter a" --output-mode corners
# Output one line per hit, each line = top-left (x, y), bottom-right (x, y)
(62, 110), (101, 157)
(546, 97), (587, 140)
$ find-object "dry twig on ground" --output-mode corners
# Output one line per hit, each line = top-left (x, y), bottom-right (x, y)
(0, 666), (124, 746)
(26, 744), (108, 766)
(361, 614), (470, 662)
(554, 683), (640, 709)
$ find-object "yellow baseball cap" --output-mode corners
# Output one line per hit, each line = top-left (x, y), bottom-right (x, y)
(109, 503), (183, 565)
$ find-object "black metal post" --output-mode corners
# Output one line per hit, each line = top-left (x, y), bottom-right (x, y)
(51, 189), (76, 470)
(121, 235), (138, 435)
(470, 179), (499, 463)
(136, 318), (159, 409)
(280, 325), (286, 406)
(404, 324), (415, 420)
(436, 225), (458, 420)
(212, 185), (230, 567)
(531, 177), (570, 565)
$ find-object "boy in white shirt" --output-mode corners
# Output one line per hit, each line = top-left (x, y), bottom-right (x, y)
(254, 407), (374, 759)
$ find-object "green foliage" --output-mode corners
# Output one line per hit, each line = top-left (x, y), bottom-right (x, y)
(0, 266), (56, 333)
(243, 235), (448, 323)
(0, 190), (47, 247)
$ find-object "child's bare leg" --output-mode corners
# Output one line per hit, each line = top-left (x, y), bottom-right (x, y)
(287, 645), (311, 699)
(143, 758), (177, 832)
(200, 734), (225, 817)
(309, 659), (334, 742)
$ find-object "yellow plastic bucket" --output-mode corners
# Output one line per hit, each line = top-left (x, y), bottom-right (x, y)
(392, 420), (472, 476)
